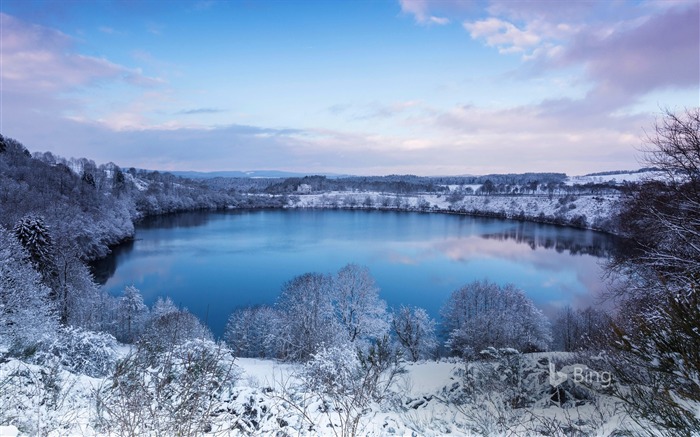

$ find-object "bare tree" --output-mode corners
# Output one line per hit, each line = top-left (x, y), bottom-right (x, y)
(608, 108), (700, 435)
(614, 108), (700, 290)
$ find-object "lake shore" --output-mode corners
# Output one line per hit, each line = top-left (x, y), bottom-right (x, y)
(282, 191), (621, 233)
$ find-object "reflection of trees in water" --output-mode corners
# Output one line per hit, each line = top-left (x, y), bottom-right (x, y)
(137, 211), (213, 230)
(481, 222), (619, 257)
(90, 238), (135, 285)
(91, 211), (260, 285)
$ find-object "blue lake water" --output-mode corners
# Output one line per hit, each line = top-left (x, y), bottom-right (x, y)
(95, 209), (618, 338)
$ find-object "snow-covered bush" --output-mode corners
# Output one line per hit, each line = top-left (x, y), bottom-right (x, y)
(302, 344), (363, 399)
(139, 308), (212, 357)
(444, 350), (610, 435)
(32, 326), (118, 377)
(295, 339), (404, 437)
(95, 339), (240, 436)
(0, 359), (85, 436)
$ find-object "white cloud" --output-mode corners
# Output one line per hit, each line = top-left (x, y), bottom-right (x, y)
(399, 0), (450, 25)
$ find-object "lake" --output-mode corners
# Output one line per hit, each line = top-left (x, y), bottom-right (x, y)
(94, 209), (618, 338)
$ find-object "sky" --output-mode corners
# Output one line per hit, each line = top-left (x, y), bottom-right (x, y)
(1, 0), (698, 176)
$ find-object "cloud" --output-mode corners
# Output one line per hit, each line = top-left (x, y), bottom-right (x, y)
(487, 0), (599, 23)
(399, 0), (450, 25)
(4, 95), (645, 176)
(460, 2), (698, 112)
(177, 108), (226, 115)
(0, 12), (167, 139)
(331, 101), (422, 121)
(556, 3), (699, 98)
(464, 17), (541, 53)
(0, 13), (162, 94)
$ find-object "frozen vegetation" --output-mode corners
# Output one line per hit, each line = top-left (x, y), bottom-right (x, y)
(1, 108), (699, 435)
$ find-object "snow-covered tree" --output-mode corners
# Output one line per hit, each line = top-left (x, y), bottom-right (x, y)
(332, 264), (389, 345)
(441, 280), (551, 357)
(151, 296), (178, 318)
(0, 227), (57, 352)
(276, 272), (341, 361)
(391, 305), (437, 361)
(13, 214), (57, 294)
(116, 286), (149, 343)
(52, 242), (102, 325)
(13, 215), (55, 269)
(224, 305), (281, 358)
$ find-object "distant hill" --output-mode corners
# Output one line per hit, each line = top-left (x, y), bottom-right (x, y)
(169, 170), (347, 179)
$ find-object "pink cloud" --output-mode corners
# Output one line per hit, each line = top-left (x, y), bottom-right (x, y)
(559, 3), (699, 96)
(0, 13), (161, 94)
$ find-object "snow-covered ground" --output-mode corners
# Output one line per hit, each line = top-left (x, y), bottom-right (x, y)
(0, 352), (651, 436)
(564, 169), (664, 186)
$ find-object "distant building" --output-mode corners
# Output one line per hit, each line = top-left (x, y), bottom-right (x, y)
(297, 183), (312, 194)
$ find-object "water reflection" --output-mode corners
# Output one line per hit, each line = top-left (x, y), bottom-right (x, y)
(91, 238), (135, 284)
(137, 211), (214, 230)
(481, 221), (618, 257)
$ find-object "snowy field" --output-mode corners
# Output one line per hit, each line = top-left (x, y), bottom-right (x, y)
(0, 350), (651, 436)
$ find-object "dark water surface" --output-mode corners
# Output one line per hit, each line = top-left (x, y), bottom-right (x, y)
(95, 209), (618, 338)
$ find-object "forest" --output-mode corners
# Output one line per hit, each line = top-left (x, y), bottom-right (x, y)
(0, 108), (698, 435)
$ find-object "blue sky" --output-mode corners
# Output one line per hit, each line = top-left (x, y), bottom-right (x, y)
(1, 0), (698, 175)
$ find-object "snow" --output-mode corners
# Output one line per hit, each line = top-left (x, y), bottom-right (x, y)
(234, 358), (457, 400)
(0, 352), (659, 436)
(400, 360), (459, 396)
(0, 426), (18, 437)
(125, 172), (149, 191)
(236, 357), (300, 388)
(564, 170), (665, 186)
